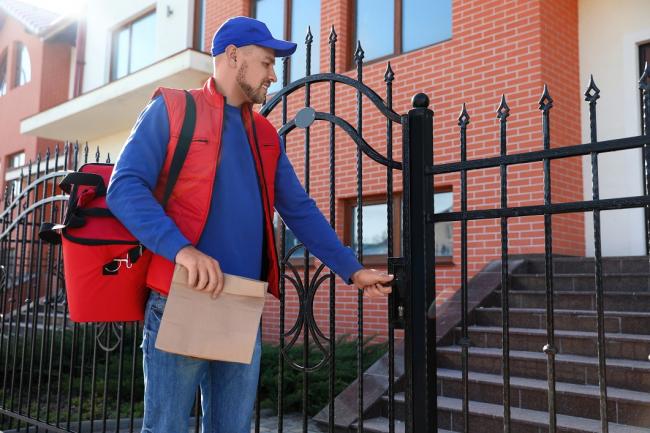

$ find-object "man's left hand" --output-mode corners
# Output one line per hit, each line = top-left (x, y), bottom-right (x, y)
(351, 269), (393, 298)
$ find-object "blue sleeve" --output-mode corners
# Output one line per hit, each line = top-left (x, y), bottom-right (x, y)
(274, 139), (363, 284)
(106, 96), (191, 262)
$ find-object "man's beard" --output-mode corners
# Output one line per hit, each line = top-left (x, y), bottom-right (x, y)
(236, 61), (267, 104)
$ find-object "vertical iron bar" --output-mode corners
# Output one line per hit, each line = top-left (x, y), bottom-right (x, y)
(640, 63), (650, 254)
(539, 85), (557, 433)
(458, 104), (470, 433)
(35, 150), (54, 428)
(385, 61), (395, 433)
(354, 41), (365, 433)
(497, 95), (512, 433)
(328, 25), (337, 433)
(404, 93), (435, 433)
(45, 146), (63, 425)
(585, 75), (609, 433)
(114, 324), (126, 433)
(16, 160), (35, 421)
(66, 323), (79, 431)
(276, 54), (289, 433)
(102, 328), (111, 432)
(302, 27), (313, 433)
(89, 324), (99, 433)
(128, 322), (139, 433)
(77, 323), (88, 433)
(0, 184), (11, 428)
(8, 168), (26, 422)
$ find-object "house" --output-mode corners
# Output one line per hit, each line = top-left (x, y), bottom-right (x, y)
(0, 0), (75, 195)
(13, 0), (650, 341)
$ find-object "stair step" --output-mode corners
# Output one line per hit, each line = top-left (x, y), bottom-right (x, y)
(434, 368), (650, 427)
(510, 274), (650, 292)
(524, 256), (650, 274)
(473, 307), (650, 334)
(437, 395), (650, 433)
(453, 326), (650, 361)
(487, 291), (650, 311)
(437, 346), (650, 392)
(351, 417), (456, 433)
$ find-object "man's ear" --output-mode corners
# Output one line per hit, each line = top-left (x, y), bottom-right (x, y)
(224, 45), (238, 67)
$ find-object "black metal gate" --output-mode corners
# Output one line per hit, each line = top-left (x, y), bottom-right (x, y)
(0, 27), (433, 433)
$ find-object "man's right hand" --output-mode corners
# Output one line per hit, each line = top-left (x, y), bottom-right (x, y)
(175, 246), (224, 299)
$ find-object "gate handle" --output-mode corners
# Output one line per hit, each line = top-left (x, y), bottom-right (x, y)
(388, 257), (406, 329)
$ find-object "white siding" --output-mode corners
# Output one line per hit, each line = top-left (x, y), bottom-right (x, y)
(579, 0), (650, 256)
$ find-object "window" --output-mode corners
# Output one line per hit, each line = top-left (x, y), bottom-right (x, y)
(274, 213), (306, 260)
(9, 178), (21, 197)
(111, 11), (156, 81)
(346, 191), (453, 261)
(0, 49), (7, 96)
(7, 152), (25, 169)
(355, 0), (451, 62)
(13, 43), (31, 87)
(254, 0), (321, 93)
(640, 42), (650, 134)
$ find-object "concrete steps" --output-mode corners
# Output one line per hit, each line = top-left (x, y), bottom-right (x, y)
(472, 307), (650, 335)
(452, 325), (650, 361)
(349, 257), (650, 432)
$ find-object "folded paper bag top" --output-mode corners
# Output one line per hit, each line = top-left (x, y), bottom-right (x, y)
(154, 264), (267, 364)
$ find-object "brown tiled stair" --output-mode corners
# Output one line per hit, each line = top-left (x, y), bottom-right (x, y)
(352, 256), (650, 432)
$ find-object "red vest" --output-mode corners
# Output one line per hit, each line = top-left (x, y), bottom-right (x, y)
(144, 77), (281, 298)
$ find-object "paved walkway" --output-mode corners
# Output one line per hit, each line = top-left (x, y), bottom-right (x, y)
(254, 413), (323, 433)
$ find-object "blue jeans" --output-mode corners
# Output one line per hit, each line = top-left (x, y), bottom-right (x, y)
(141, 291), (261, 433)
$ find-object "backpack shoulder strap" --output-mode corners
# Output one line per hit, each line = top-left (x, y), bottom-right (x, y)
(161, 90), (196, 208)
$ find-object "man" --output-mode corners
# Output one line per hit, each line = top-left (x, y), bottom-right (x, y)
(107, 16), (392, 433)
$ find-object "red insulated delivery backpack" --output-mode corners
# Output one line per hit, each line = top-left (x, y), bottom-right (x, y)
(39, 91), (197, 322)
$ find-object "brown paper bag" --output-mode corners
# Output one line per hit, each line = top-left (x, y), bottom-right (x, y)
(154, 264), (267, 364)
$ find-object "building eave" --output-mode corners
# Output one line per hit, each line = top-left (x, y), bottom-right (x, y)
(20, 49), (212, 142)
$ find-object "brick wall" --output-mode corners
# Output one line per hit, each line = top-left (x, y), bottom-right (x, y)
(203, 0), (584, 342)
(0, 13), (72, 193)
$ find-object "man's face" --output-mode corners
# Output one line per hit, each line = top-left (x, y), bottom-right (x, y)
(236, 46), (277, 104)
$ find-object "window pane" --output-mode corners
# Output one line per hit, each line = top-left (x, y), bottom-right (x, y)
(0, 49), (7, 96)
(130, 12), (156, 73)
(402, 0), (452, 52)
(255, 0), (285, 93)
(15, 44), (31, 86)
(290, 0), (320, 82)
(112, 27), (130, 80)
(356, 0), (394, 61)
(9, 152), (25, 169)
(351, 203), (388, 255)
(434, 191), (453, 257)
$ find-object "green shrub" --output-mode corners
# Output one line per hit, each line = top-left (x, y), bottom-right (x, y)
(259, 336), (387, 416)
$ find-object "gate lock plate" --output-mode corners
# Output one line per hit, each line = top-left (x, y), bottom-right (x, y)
(387, 257), (406, 329)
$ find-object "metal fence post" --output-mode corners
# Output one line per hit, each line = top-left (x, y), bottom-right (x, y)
(403, 93), (436, 433)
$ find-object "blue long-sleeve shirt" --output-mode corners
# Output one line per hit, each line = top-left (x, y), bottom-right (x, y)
(107, 96), (362, 283)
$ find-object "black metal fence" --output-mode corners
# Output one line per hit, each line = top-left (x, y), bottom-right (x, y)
(0, 22), (648, 433)
(423, 64), (650, 433)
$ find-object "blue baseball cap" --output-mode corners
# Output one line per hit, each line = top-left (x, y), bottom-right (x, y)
(211, 16), (297, 58)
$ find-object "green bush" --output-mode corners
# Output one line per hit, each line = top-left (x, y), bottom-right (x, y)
(259, 336), (387, 416)
(0, 327), (385, 427)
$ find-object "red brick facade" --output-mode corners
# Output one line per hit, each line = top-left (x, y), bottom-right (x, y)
(203, 0), (584, 341)
(0, 10), (72, 193)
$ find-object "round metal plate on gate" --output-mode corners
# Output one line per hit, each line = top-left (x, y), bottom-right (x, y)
(295, 107), (316, 129)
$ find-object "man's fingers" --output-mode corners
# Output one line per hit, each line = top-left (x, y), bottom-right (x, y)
(212, 262), (225, 299)
(186, 264), (198, 288)
(206, 262), (218, 294)
(196, 266), (209, 291)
